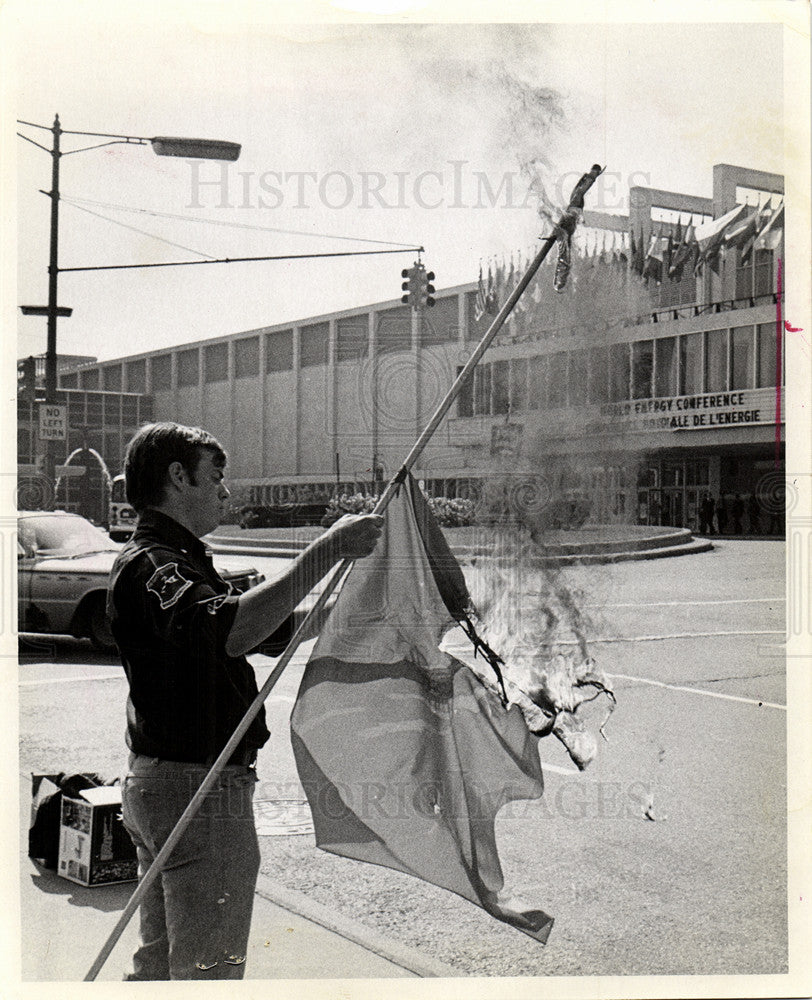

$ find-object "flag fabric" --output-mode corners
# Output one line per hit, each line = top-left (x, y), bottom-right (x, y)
(740, 202), (772, 265)
(290, 474), (554, 943)
(693, 203), (746, 274)
(553, 230), (572, 292)
(668, 223), (695, 280)
(723, 206), (759, 251)
(485, 262), (499, 315)
(474, 263), (487, 321)
(753, 202), (784, 253)
(642, 230), (668, 283)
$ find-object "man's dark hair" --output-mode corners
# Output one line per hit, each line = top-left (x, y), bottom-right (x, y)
(124, 422), (227, 512)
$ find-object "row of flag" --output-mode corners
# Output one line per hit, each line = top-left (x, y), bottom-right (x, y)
(474, 234), (632, 321)
(634, 200), (784, 283)
(475, 200), (785, 316)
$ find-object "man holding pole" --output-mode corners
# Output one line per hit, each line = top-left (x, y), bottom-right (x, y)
(108, 422), (382, 980)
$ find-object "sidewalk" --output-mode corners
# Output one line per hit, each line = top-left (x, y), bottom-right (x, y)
(19, 775), (454, 983)
(19, 855), (445, 982)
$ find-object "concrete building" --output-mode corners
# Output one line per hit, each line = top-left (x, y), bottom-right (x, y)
(54, 163), (785, 533)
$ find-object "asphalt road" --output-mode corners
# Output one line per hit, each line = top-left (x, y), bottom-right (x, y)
(18, 539), (788, 978)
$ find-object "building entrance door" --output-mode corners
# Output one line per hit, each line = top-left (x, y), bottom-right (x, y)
(662, 488), (684, 527)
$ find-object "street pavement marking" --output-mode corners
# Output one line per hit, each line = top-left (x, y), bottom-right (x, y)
(607, 671), (786, 710)
(19, 673), (123, 687)
(538, 761), (580, 776)
(588, 598), (785, 608)
(556, 630), (784, 643)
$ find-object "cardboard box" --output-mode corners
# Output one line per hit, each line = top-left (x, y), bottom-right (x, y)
(58, 785), (137, 886)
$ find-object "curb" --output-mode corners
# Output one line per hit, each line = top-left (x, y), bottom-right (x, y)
(254, 873), (459, 979)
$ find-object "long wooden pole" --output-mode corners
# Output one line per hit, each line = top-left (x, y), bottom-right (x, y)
(84, 163), (603, 981)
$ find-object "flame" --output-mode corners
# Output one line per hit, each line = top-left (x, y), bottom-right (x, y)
(463, 525), (615, 770)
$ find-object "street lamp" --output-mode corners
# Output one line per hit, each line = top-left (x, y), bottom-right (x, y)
(16, 115), (240, 495)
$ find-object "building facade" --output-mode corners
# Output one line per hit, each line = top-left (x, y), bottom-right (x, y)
(57, 164), (785, 533)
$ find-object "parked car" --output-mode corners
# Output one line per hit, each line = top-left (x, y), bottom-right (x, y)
(18, 511), (264, 652)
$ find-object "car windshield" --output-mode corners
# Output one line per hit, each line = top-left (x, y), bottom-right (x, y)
(19, 515), (119, 557)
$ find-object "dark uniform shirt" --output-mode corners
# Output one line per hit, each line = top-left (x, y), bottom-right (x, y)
(108, 509), (270, 765)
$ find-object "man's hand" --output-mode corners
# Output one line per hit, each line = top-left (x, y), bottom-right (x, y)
(323, 513), (384, 559)
(225, 513), (383, 657)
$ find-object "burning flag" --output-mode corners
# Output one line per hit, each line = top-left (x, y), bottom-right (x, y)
(290, 474), (556, 942)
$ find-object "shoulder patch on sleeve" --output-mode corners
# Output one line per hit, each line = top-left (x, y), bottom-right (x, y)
(146, 562), (193, 610)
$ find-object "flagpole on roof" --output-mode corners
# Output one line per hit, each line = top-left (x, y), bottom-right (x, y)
(83, 161), (606, 982)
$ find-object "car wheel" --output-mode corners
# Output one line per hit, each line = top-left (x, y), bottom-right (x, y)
(87, 594), (116, 652)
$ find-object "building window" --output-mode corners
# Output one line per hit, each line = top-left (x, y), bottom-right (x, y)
(178, 349), (199, 387)
(234, 337), (259, 378)
(730, 325), (754, 390)
(608, 343), (630, 402)
(473, 364), (491, 415)
(152, 354), (172, 391)
(548, 352), (568, 408)
(103, 365), (122, 391)
(126, 359), (147, 394)
(80, 369), (99, 390)
(680, 333), (702, 394)
(61, 372), (78, 389)
(139, 396), (154, 422)
(757, 322), (779, 387)
(421, 296), (458, 347)
(456, 366), (473, 417)
(569, 349), (589, 407)
(492, 360), (509, 415)
(204, 342), (229, 383)
(301, 322), (329, 367)
(122, 396), (138, 424)
(588, 346), (609, 405)
(631, 340), (654, 399)
(705, 329), (728, 392)
(510, 357), (529, 412)
(266, 330), (293, 372)
(85, 395), (102, 427)
(528, 355), (547, 410)
(376, 307), (411, 355)
(104, 394), (121, 422)
(655, 337), (678, 397)
(737, 247), (775, 300)
(336, 316), (368, 362)
(753, 248), (775, 298)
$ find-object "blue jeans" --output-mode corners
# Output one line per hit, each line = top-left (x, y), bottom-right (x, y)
(121, 754), (260, 980)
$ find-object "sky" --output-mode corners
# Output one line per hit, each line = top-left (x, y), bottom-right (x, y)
(9, 4), (788, 364)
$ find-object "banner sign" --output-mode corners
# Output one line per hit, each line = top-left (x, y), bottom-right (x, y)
(598, 388), (779, 433)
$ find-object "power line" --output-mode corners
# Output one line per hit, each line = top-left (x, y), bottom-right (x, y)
(63, 200), (218, 260)
(61, 194), (418, 249)
(58, 246), (423, 273)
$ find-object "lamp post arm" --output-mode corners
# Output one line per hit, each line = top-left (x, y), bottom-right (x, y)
(61, 139), (149, 156)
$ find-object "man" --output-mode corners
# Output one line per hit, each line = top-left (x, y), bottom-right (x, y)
(108, 422), (382, 980)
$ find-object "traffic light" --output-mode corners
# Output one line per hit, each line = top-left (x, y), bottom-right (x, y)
(400, 263), (436, 310)
(401, 268), (412, 305)
(424, 270), (436, 308)
(17, 356), (36, 401)
(401, 265), (422, 308)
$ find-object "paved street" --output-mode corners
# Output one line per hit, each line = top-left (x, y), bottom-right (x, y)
(17, 539), (788, 980)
